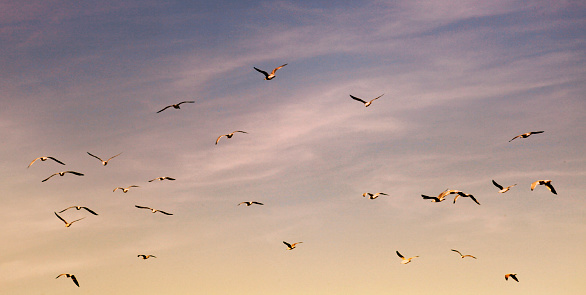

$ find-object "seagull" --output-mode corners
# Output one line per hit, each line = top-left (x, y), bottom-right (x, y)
(509, 131), (544, 142)
(148, 176), (175, 182)
(156, 101), (195, 113)
(505, 273), (519, 282)
(58, 206), (98, 215)
(451, 249), (477, 259)
(216, 131), (248, 145)
(396, 251), (418, 264)
(137, 254), (157, 259)
(238, 201), (264, 206)
(453, 191), (481, 205)
(42, 171), (84, 182)
(492, 180), (517, 193)
(421, 189), (460, 203)
(54, 212), (86, 227)
(350, 94), (384, 107)
(56, 273), (79, 287)
(113, 185), (139, 193)
(135, 205), (173, 215)
(283, 241), (302, 250)
(362, 192), (388, 199)
(87, 152), (122, 166)
(28, 156), (65, 168)
(531, 180), (557, 195)
(254, 64), (287, 80)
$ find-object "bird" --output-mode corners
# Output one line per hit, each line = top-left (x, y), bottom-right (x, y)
(56, 273), (79, 287)
(453, 191), (481, 205)
(148, 176), (175, 182)
(505, 273), (519, 282)
(254, 64), (287, 80)
(42, 171), (84, 182)
(54, 212), (86, 227)
(216, 131), (248, 145)
(87, 152), (122, 166)
(113, 185), (139, 193)
(238, 201), (264, 206)
(451, 249), (477, 259)
(58, 206), (98, 215)
(362, 192), (388, 199)
(137, 254), (157, 259)
(350, 94), (384, 107)
(135, 205), (173, 215)
(492, 180), (517, 193)
(509, 131), (544, 142)
(156, 101), (195, 113)
(531, 180), (557, 195)
(283, 241), (302, 250)
(396, 251), (418, 264)
(421, 189), (460, 203)
(28, 156), (65, 168)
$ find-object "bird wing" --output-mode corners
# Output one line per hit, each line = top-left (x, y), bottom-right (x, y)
(271, 64), (287, 75)
(157, 105), (173, 113)
(135, 205), (151, 210)
(396, 251), (404, 259)
(234, 130), (248, 134)
(237, 202), (248, 206)
(48, 157), (66, 165)
(463, 255), (477, 259)
(530, 131), (544, 135)
(28, 157), (42, 168)
(65, 171), (84, 176)
(349, 95), (367, 104)
(113, 187), (122, 192)
(106, 153), (122, 161)
(215, 134), (226, 145)
(378, 192), (388, 196)
(468, 194), (481, 205)
(147, 178), (158, 182)
(369, 94), (384, 103)
(70, 217), (86, 224)
(254, 67), (269, 78)
(165, 177), (176, 180)
(509, 134), (522, 142)
(252, 202), (264, 205)
(82, 207), (98, 215)
(530, 181), (539, 191)
(451, 249), (462, 256)
(511, 274), (519, 282)
(87, 152), (103, 161)
(492, 180), (503, 190)
(42, 173), (58, 182)
(56, 273), (67, 279)
(157, 210), (173, 215)
(70, 274), (79, 287)
(291, 242), (302, 247)
(58, 206), (76, 213)
(545, 182), (557, 194)
(129, 185), (139, 188)
(178, 101), (195, 105)
(283, 241), (292, 248)
(54, 212), (67, 224)
(453, 194), (460, 204)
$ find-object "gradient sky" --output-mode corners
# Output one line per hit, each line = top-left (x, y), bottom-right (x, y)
(1, 0), (585, 294)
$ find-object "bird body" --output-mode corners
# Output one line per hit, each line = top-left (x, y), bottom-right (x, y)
(87, 152), (121, 166)
(114, 185), (139, 193)
(283, 241), (302, 250)
(42, 171), (84, 182)
(28, 156), (65, 168)
(509, 131), (544, 142)
(254, 64), (287, 80)
(157, 101), (195, 113)
(54, 212), (86, 227)
(531, 180), (557, 195)
(56, 273), (79, 287)
(216, 131), (248, 145)
(58, 206), (98, 215)
(135, 205), (173, 215)
(396, 251), (418, 264)
(350, 94), (384, 107)
(492, 180), (517, 193)
(451, 249), (477, 259)
(362, 192), (388, 199)
(505, 273), (519, 282)
(238, 201), (264, 206)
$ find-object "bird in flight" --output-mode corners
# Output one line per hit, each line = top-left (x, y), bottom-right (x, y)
(156, 101), (195, 113)
(254, 64), (287, 80)
(137, 254), (157, 259)
(492, 180), (517, 193)
(216, 131), (248, 145)
(451, 249), (477, 259)
(42, 171), (84, 182)
(54, 212), (86, 227)
(238, 201), (264, 206)
(531, 180), (557, 195)
(148, 176), (175, 182)
(396, 251), (418, 264)
(113, 185), (139, 193)
(56, 273), (79, 287)
(87, 152), (122, 166)
(421, 189), (460, 203)
(283, 241), (302, 250)
(505, 273), (519, 282)
(58, 206), (98, 215)
(509, 131), (544, 142)
(135, 205), (173, 215)
(28, 156), (65, 168)
(362, 192), (388, 199)
(453, 191), (480, 205)
(350, 94), (384, 107)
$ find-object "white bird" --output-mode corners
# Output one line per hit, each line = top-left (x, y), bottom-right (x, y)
(148, 176), (175, 182)
(531, 180), (557, 195)
(396, 251), (418, 264)
(453, 191), (480, 205)
(137, 254), (157, 259)
(58, 206), (98, 215)
(156, 101), (195, 113)
(492, 180), (517, 193)
(505, 273), (519, 282)
(135, 205), (173, 215)
(216, 131), (248, 145)
(113, 185), (139, 193)
(254, 64), (287, 80)
(451, 249), (477, 259)
(350, 94), (384, 107)
(238, 201), (264, 206)
(87, 152), (122, 166)
(56, 273), (79, 287)
(509, 131), (544, 142)
(54, 212), (86, 227)
(42, 171), (84, 182)
(283, 241), (302, 250)
(28, 156), (65, 168)
(362, 192), (388, 199)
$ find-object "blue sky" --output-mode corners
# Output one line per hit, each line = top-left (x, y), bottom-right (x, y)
(1, 1), (585, 294)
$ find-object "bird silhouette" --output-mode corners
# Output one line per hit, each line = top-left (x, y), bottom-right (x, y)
(156, 101), (195, 113)
(505, 273), (519, 282)
(42, 171), (84, 182)
(238, 201), (264, 206)
(283, 241), (302, 250)
(254, 64), (287, 80)
(509, 131), (544, 142)
(28, 156), (65, 168)
(58, 206), (98, 215)
(54, 212), (86, 227)
(113, 185), (139, 193)
(350, 94), (384, 107)
(531, 180), (557, 195)
(216, 131), (248, 145)
(492, 180), (517, 193)
(87, 152), (121, 166)
(135, 205), (173, 215)
(56, 273), (79, 287)
(396, 251), (418, 264)
(451, 249), (477, 259)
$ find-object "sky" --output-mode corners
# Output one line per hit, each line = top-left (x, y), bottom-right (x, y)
(1, 0), (585, 294)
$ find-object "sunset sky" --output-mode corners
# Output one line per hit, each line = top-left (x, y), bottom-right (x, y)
(1, 0), (585, 294)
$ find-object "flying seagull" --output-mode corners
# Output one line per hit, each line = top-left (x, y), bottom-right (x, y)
(238, 201), (264, 206)
(396, 251), (418, 264)
(28, 156), (65, 168)
(530, 180), (557, 195)
(509, 131), (544, 142)
(42, 171), (84, 182)
(56, 273), (79, 287)
(156, 101), (195, 113)
(254, 64), (287, 80)
(137, 254), (157, 259)
(453, 191), (480, 205)
(54, 212), (86, 227)
(362, 192), (388, 199)
(283, 241), (302, 250)
(421, 189), (460, 203)
(148, 176), (175, 182)
(113, 185), (139, 193)
(87, 152), (122, 166)
(451, 249), (477, 259)
(350, 94), (384, 107)
(135, 205), (173, 215)
(505, 273), (519, 282)
(58, 206), (98, 215)
(492, 180), (517, 193)
(216, 131), (248, 145)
